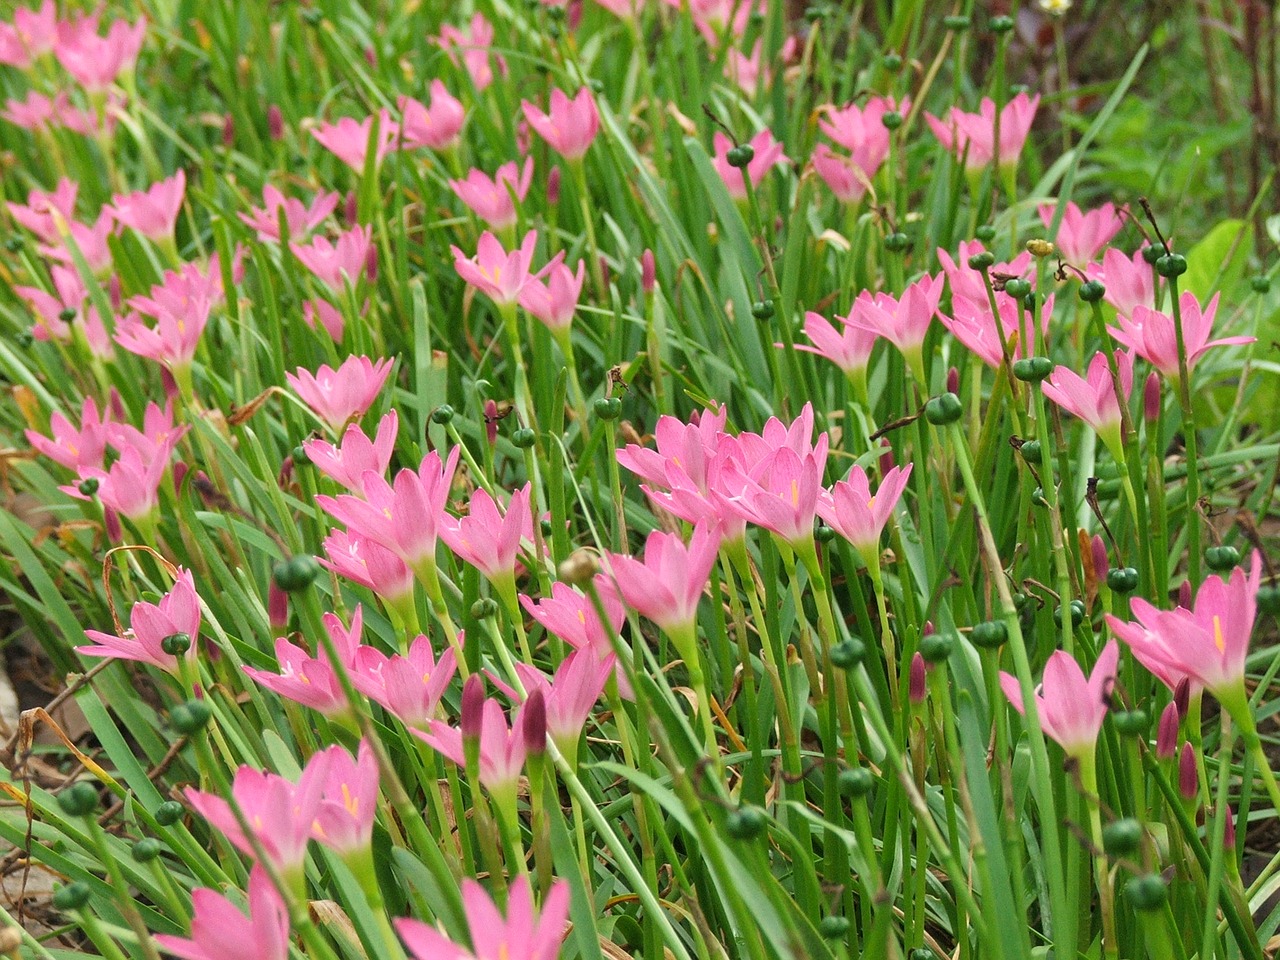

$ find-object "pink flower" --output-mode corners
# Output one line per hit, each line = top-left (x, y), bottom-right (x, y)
(936, 240), (1032, 306)
(1086, 247), (1153, 318)
(153, 866), (290, 960)
(712, 129), (788, 201)
(14, 264), (89, 342)
(437, 14), (505, 92)
(926, 92), (1039, 171)
(66, 446), (168, 521)
(813, 96), (905, 200)
(719, 437), (829, 547)
(104, 399), (188, 462)
(321, 529), (416, 606)
(667, 0), (762, 45)
(999, 641), (1119, 758)
(796, 308), (879, 378)
(593, 0), (645, 17)
(2, 90), (56, 129)
(1105, 552), (1263, 700)
(439, 483), (534, 586)
(1041, 351), (1134, 456)
(291, 225), (372, 292)
(816, 464), (913, 564)
(1038, 201), (1122, 265)
(310, 740), (379, 856)
(38, 209), (114, 274)
(0, 2), (57, 69)
(515, 651), (613, 757)
(811, 144), (876, 205)
(1109, 292), (1253, 380)
(286, 355), (393, 433)
(607, 523), (721, 634)
(521, 579), (625, 661)
(304, 410), (398, 493)
(940, 292), (1054, 369)
(242, 608), (364, 716)
(239, 185), (338, 243)
(415, 696), (529, 795)
(726, 42), (767, 98)
(843, 275), (944, 380)
(185, 763), (326, 876)
(396, 876), (569, 960)
(54, 15), (146, 92)
(311, 111), (398, 171)
(522, 88), (600, 161)
(517, 259), (585, 333)
(25, 396), (111, 471)
(398, 81), (466, 151)
(114, 299), (209, 373)
(110, 171), (185, 241)
(7, 177), (77, 243)
(452, 230), (556, 308)
(351, 633), (458, 728)
(77, 568), (201, 673)
(317, 448), (461, 572)
(449, 157), (533, 232)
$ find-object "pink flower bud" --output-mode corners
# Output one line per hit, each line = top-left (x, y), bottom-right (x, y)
(267, 104), (284, 140)
(1178, 580), (1192, 610)
(365, 244), (378, 283)
(268, 581), (289, 629)
(364, 46), (375, 67)
(344, 191), (358, 227)
(1143, 371), (1161, 423)
(922, 620), (935, 636)
(1224, 805), (1236, 850)
(483, 399), (499, 447)
(108, 274), (123, 310)
(222, 114), (235, 148)
(1178, 742), (1198, 800)
(522, 688), (547, 755)
(1091, 535), (1109, 582)
(641, 249), (655, 294)
(547, 166), (561, 205)
(461, 674), (486, 742)
(172, 461), (190, 493)
(909, 652), (927, 704)
(1174, 677), (1191, 718)
(946, 365), (960, 395)
(878, 439), (895, 479)
(1156, 701), (1179, 759)
(599, 256), (610, 290)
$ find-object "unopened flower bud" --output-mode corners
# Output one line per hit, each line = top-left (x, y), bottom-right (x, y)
(267, 104), (285, 140)
(547, 166), (561, 205)
(641, 249), (656, 294)
(365, 244), (378, 283)
(1178, 580), (1192, 610)
(946, 366), (959, 395)
(1173, 677), (1191, 719)
(909, 652), (927, 704)
(1090, 535), (1109, 582)
(1026, 239), (1055, 259)
(1224, 805), (1236, 850)
(461, 675), (486, 741)
(268, 581), (289, 630)
(1178, 742), (1197, 799)
(344, 191), (358, 226)
(558, 548), (601, 586)
(522, 688), (547, 755)
(1156, 701), (1179, 760)
(1143, 372), (1161, 422)
(222, 114), (235, 148)
(483, 399), (499, 447)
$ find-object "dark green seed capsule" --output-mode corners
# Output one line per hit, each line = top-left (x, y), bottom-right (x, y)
(431, 404), (455, 425)
(725, 806), (766, 840)
(1250, 276), (1271, 294)
(881, 53), (903, 71)
(593, 397), (622, 421)
(988, 14), (1014, 32)
(751, 299), (775, 320)
(1102, 818), (1143, 857)
(974, 225), (997, 243)
(838, 766), (875, 797)
(943, 14), (970, 29)
(1106, 567), (1139, 593)
(52, 881), (92, 911)
(170, 700), (213, 735)
(1020, 440), (1042, 463)
(1204, 545), (1240, 571)
(132, 838), (164, 863)
(57, 781), (100, 818)
(1002, 279), (1032, 299)
(881, 111), (903, 130)
(272, 555), (321, 592)
(970, 620), (1008, 649)
(1141, 246), (1163, 265)
(1125, 874), (1167, 911)
(471, 598), (499, 619)
(77, 477), (100, 496)
(968, 252), (996, 270)
(1012, 356), (1054, 382)
(1078, 280), (1106, 303)
(1112, 708), (1149, 736)
(1155, 254), (1187, 278)
(829, 638), (866, 669)
(924, 392), (963, 425)
(160, 632), (191, 656)
(155, 800), (185, 826)
(918, 632), (954, 664)
(511, 427), (536, 449)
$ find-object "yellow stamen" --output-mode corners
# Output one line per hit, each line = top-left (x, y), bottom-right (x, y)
(1213, 615), (1225, 653)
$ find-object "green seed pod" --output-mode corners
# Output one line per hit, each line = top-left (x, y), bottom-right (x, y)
(2, 236), (24, 253)
(1204, 545), (1240, 572)
(77, 477), (100, 496)
(57, 781), (100, 818)
(819, 916), (851, 939)
(431, 404), (456, 425)
(1056, 599), (1086, 629)
(1141, 245), (1163, 265)
(814, 523), (837, 544)
(1002, 279), (1032, 299)
(988, 14), (1014, 32)
(588, 79), (604, 93)
(968, 252), (995, 270)
(58, 307), (77, 324)
(511, 427), (537, 449)
(593, 397), (622, 421)
(829, 638), (867, 669)
(1101, 818), (1143, 857)
(160, 632), (191, 656)
(1155, 254), (1187, 278)
(725, 806), (766, 840)
(884, 232), (911, 252)
(974, 225), (997, 243)
(291, 444), (310, 465)
(1250, 276), (1271, 294)
(1012, 357), (1054, 382)
(838, 766), (875, 798)
(170, 699), (213, 736)
(1030, 486), (1047, 507)
(155, 800), (185, 826)
(273, 554), (322, 592)
(918, 632), (953, 664)
(1111, 708), (1149, 736)
(1020, 440), (1042, 463)
(726, 144), (755, 169)
(970, 620), (1008, 649)
(470, 598), (499, 619)
(881, 53), (903, 71)
(943, 14), (970, 29)
(1106, 567), (1140, 593)
(300, 7), (322, 25)
(52, 881), (92, 912)
(924, 392), (963, 425)
(1125, 874), (1167, 911)
(132, 838), (164, 863)
(881, 111), (903, 130)
(1078, 280), (1106, 303)
(751, 299), (775, 320)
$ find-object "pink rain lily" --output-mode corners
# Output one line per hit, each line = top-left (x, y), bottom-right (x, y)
(317, 447), (461, 573)
(666, 0), (762, 45)
(321, 529), (416, 607)
(515, 651), (613, 758)
(309, 739), (379, 857)
(940, 292), (1054, 370)
(437, 14), (505, 92)
(593, 0), (645, 18)
(1109, 292), (1253, 381)
(104, 400), (188, 463)
(311, 111), (399, 172)
(1000, 641), (1119, 758)
(303, 298), (348, 341)
(239, 185), (338, 243)
(843, 275), (944, 383)
(1106, 552), (1262, 702)
(1086, 247), (1154, 318)
(726, 43), (767, 98)
(398, 81), (466, 151)
(816, 464), (913, 566)
(719, 441), (829, 548)
(397, 876), (569, 960)
(351, 634), (458, 728)
(304, 410), (398, 493)
(522, 87), (600, 161)
(286, 355), (393, 433)
(14, 265), (89, 343)
(439, 483), (535, 587)
(521, 579), (625, 662)
(38, 209), (114, 274)
(153, 866), (290, 960)
(452, 230), (555, 308)
(819, 96), (907, 155)
(616, 405), (728, 493)
(1041, 350), (1134, 458)
(518, 259), (585, 334)
(811, 144), (878, 205)
(2, 91), (58, 130)
(796, 308), (879, 379)
(449, 157), (534, 232)
(712, 129), (788, 201)
(113, 301), (209, 373)
(0, 2), (57, 69)
(110, 171), (185, 242)
(25, 396), (111, 471)
(1038, 201), (1122, 265)
(607, 523), (721, 635)
(242, 608), (365, 717)
(291, 225), (373, 292)
(415, 696), (529, 796)
(54, 15), (146, 92)
(7, 178), (77, 243)
(77, 568), (201, 673)
(926, 92), (1039, 172)
(66, 446), (169, 522)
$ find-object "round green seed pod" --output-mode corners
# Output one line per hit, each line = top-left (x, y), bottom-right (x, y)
(272, 555), (321, 592)
(970, 620), (1008, 649)
(924, 393), (963, 425)
(918, 632), (953, 664)
(155, 800), (185, 826)
(1101, 818), (1143, 857)
(170, 700), (213, 736)
(819, 916), (851, 939)
(725, 807), (766, 840)
(1106, 567), (1139, 594)
(1125, 874), (1167, 911)
(52, 881), (91, 911)
(838, 766), (875, 798)
(57, 781), (100, 818)
(829, 638), (867, 669)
